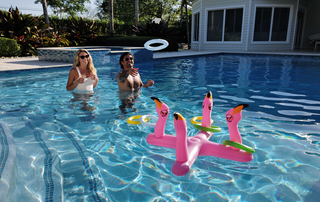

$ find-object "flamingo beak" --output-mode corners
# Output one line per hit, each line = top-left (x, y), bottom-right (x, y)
(232, 104), (249, 115)
(151, 97), (163, 110)
(173, 112), (186, 121)
(205, 91), (213, 102)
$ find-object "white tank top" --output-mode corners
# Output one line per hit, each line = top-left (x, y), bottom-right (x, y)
(75, 67), (95, 91)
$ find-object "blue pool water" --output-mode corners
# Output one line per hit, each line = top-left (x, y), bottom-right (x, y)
(1, 54), (320, 201)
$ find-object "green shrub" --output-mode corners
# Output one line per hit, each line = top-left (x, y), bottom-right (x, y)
(65, 16), (102, 46)
(0, 37), (21, 57)
(132, 21), (174, 38)
(0, 7), (51, 56)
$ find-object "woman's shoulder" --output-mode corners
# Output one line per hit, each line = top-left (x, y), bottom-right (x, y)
(69, 67), (78, 73)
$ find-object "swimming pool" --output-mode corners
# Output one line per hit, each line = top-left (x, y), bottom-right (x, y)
(1, 54), (320, 201)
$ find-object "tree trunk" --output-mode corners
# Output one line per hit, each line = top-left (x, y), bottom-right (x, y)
(180, 2), (183, 27)
(135, 0), (139, 26)
(185, 1), (190, 49)
(41, 0), (50, 24)
(109, 0), (114, 37)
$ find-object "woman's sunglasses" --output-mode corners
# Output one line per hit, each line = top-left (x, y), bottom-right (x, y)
(124, 57), (134, 61)
(79, 55), (89, 59)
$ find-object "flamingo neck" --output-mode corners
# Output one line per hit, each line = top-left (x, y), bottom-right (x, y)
(201, 110), (211, 127)
(154, 118), (166, 138)
(154, 107), (168, 138)
(227, 121), (242, 143)
(175, 120), (188, 162)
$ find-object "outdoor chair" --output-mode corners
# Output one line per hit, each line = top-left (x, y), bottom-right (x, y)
(309, 34), (320, 50)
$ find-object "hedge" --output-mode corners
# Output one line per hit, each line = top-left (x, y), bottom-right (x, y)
(0, 37), (22, 57)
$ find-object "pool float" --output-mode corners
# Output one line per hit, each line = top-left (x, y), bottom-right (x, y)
(222, 140), (255, 153)
(190, 116), (213, 125)
(127, 115), (150, 124)
(193, 123), (221, 133)
(144, 39), (169, 51)
(146, 91), (254, 176)
(139, 115), (158, 127)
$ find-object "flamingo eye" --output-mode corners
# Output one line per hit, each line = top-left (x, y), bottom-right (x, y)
(209, 105), (212, 110)
(226, 114), (234, 122)
(160, 110), (168, 117)
(202, 105), (204, 108)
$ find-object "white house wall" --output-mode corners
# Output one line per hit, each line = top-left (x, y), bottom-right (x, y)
(192, 0), (299, 52)
(192, 0), (250, 52)
(248, 0), (298, 52)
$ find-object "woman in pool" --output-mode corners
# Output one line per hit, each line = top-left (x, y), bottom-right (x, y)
(66, 49), (99, 112)
(66, 49), (99, 92)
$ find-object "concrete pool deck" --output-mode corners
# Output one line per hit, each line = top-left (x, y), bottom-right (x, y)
(0, 49), (320, 72)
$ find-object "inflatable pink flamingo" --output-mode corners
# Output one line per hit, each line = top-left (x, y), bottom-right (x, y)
(225, 103), (249, 150)
(146, 92), (254, 176)
(146, 97), (176, 148)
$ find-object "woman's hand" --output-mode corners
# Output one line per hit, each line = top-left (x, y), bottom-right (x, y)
(90, 75), (99, 81)
(79, 77), (85, 83)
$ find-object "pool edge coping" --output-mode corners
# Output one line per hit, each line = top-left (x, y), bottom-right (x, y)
(1, 50), (320, 73)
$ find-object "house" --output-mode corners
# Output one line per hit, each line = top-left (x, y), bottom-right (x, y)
(191, 0), (320, 52)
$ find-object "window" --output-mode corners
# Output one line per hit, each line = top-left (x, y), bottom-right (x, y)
(193, 13), (200, 41)
(225, 9), (243, 41)
(254, 7), (290, 42)
(207, 8), (243, 42)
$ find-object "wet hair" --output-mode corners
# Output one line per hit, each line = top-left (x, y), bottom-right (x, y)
(72, 49), (97, 75)
(119, 52), (134, 69)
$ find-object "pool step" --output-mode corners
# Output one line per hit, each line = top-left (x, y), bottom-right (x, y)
(3, 117), (64, 202)
(0, 121), (17, 202)
(53, 121), (108, 201)
(0, 115), (108, 201)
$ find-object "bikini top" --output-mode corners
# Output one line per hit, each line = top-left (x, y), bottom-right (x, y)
(75, 67), (95, 91)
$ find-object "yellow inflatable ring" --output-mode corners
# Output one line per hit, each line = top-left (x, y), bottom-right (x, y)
(191, 116), (213, 125)
(127, 115), (150, 124)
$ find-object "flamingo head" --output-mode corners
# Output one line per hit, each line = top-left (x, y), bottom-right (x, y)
(173, 112), (186, 122)
(173, 112), (187, 131)
(225, 104), (249, 124)
(151, 97), (169, 119)
(202, 91), (213, 127)
(202, 91), (213, 112)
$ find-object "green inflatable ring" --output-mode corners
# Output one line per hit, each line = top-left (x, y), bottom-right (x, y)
(222, 140), (255, 153)
(193, 123), (222, 133)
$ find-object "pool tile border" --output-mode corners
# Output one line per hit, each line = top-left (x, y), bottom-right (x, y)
(38, 46), (153, 67)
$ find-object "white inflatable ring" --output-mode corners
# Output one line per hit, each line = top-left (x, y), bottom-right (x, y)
(140, 115), (158, 127)
(144, 39), (169, 51)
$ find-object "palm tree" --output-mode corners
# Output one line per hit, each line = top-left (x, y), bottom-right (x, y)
(181, 0), (190, 49)
(41, 0), (50, 24)
(109, 0), (114, 37)
(135, 0), (139, 26)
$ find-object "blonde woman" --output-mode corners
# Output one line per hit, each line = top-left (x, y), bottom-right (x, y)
(66, 49), (99, 92)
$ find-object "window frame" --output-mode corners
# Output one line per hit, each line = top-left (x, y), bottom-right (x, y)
(192, 12), (200, 43)
(252, 4), (294, 44)
(204, 5), (245, 44)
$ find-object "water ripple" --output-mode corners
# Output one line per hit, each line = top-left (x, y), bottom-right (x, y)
(251, 96), (320, 105)
(219, 95), (255, 103)
(270, 91), (306, 97)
